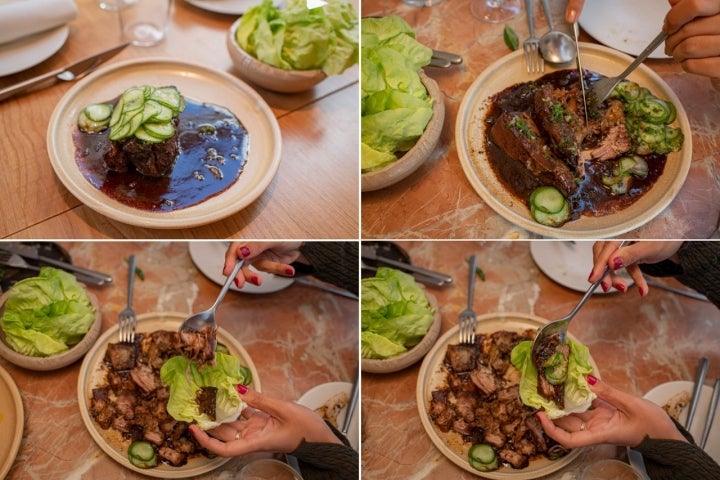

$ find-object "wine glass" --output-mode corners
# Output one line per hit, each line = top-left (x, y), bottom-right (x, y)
(471, 0), (521, 23)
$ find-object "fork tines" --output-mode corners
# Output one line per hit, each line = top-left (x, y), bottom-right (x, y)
(523, 42), (544, 74)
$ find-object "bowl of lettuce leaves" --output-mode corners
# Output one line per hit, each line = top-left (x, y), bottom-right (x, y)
(227, 0), (358, 93)
(361, 267), (441, 373)
(0, 267), (101, 371)
(361, 16), (445, 192)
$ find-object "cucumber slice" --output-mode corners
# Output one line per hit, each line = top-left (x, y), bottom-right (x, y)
(529, 186), (566, 214)
(128, 440), (157, 469)
(468, 444), (499, 472)
(531, 200), (570, 227)
(78, 109), (110, 133)
(150, 86), (184, 113)
(143, 122), (175, 140)
(121, 86), (147, 111)
(134, 125), (165, 143)
(84, 103), (112, 122)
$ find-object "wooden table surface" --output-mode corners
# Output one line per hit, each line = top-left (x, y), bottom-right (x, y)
(0, 241), (358, 479)
(360, 0), (720, 240)
(0, 0), (359, 239)
(361, 241), (720, 479)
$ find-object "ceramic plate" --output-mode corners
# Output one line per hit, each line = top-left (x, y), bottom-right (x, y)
(0, 365), (23, 479)
(417, 312), (599, 479)
(456, 43), (692, 239)
(642, 381), (720, 464)
(579, 0), (670, 59)
(530, 241), (633, 293)
(184, 0), (281, 14)
(47, 58), (281, 229)
(0, 25), (68, 77)
(188, 241), (294, 294)
(298, 382), (359, 451)
(77, 312), (261, 478)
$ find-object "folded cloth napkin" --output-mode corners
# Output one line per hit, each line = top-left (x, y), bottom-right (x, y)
(0, 0), (77, 45)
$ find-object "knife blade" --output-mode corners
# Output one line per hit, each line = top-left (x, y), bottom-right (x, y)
(700, 378), (720, 449)
(2, 243), (113, 284)
(361, 245), (453, 285)
(687, 357), (710, 429)
(572, 22), (589, 126)
(0, 42), (130, 102)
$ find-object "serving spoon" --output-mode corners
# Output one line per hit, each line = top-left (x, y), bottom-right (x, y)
(179, 259), (244, 336)
(538, 0), (576, 64)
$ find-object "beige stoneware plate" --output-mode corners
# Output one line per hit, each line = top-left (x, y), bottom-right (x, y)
(77, 312), (261, 478)
(456, 43), (692, 238)
(47, 58), (281, 229)
(0, 364), (23, 479)
(417, 312), (599, 479)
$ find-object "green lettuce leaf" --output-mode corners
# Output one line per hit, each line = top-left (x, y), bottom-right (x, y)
(160, 352), (253, 430)
(510, 339), (596, 419)
(235, 0), (358, 75)
(1, 267), (95, 357)
(361, 267), (434, 359)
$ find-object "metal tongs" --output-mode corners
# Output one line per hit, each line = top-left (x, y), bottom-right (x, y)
(361, 244), (452, 287)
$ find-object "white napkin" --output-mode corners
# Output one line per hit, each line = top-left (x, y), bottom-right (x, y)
(0, 0), (78, 45)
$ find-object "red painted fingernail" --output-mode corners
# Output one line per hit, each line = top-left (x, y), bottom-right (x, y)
(586, 374), (598, 385)
(612, 257), (623, 270)
(285, 267), (295, 276)
(251, 276), (260, 285)
(616, 283), (627, 293)
(601, 282), (609, 293)
(236, 384), (248, 395)
(240, 246), (251, 257)
(588, 272), (594, 282)
(639, 286), (647, 297)
(234, 278), (241, 288)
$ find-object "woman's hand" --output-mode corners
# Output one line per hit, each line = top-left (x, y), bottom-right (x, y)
(537, 376), (688, 448)
(565, 0), (586, 23)
(189, 387), (342, 457)
(224, 242), (303, 288)
(589, 241), (683, 296)
(664, 0), (720, 81)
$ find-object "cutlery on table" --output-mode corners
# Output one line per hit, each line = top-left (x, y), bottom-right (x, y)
(0, 42), (130, 102)
(342, 368), (359, 436)
(458, 255), (478, 345)
(522, 0), (544, 74)
(361, 244), (453, 286)
(118, 255), (138, 344)
(361, 260), (447, 287)
(589, 31), (668, 104)
(0, 248), (108, 287)
(294, 277), (358, 300)
(686, 356), (709, 430)
(700, 378), (720, 449)
(643, 277), (709, 302)
(1, 243), (113, 284)
(429, 49), (463, 68)
(572, 22), (589, 125)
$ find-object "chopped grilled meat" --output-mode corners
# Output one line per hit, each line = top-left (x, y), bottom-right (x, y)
(105, 342), (137, 371)
(491, 111), (578, 197)
(499, 448), (530, 469)
(532, 333), (569, 408)
(470, 365), (498, 396)
(130, 363), (160, 394)
(158, 445), (187, 467)
(101, 118), (180, 177)
(534, 83), (587, 164)
(445, 344), (478, 373)
(196, 386), (218, 421)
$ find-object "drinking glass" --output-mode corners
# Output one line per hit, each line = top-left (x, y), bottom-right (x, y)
(471, 0), (521, 23)
(119, 0), (172, 47)
(403, 0), (444, 6)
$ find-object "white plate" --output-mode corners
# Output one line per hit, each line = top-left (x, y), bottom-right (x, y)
(0, 25), (68, 77)
(0, 364), (23, 479)
(184, 0), (280, 15)
(298, 381), (359, 452)
(47, 58), (282, 229)
(579, 0), (670, 59)
(456, 43), (692, 239)
(530, 241), (633, 293)
(642, 380), (720, 465)
(417, 312), (598, 479)
(77, 312), (261, 478)
(188, 241), (294, 294)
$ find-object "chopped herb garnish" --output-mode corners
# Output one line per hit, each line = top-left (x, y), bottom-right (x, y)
(508, 116), (536, 139)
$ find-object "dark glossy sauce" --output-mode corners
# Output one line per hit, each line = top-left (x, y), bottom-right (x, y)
(483, 69), (666, 220)
(73, 99), (249, 211)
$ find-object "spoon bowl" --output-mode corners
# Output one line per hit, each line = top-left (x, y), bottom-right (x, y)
(540, 30), (576, 64)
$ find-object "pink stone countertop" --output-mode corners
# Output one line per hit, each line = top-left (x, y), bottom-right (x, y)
(361, 0), (720, 239)
(361, 241), (720, 479)
(0, 241), (358, 479)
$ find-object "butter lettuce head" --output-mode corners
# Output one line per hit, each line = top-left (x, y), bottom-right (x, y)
(1, 267), (95, 357)
(235, 0), (358, 75)
(510, 339), (596, 419)
(160, 352), (253, 430)
(361, 267), (434, 359)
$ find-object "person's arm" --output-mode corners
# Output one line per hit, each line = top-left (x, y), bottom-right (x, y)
(297, 242), (358, 295)
(290, 422), (358, 480)
(636, 426), (720, 480)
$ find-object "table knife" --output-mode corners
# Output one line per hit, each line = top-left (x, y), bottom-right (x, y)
(0, 42), (129, 102)
(700, 378), (720, 449)
(2, 243), (113, 284)
(572, 22), (589, 126)
(687, 357), (709, 429)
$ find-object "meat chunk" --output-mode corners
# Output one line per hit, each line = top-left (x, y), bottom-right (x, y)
(491, 111), (578, 197)
(101, 118), (180, 177)
(158, 446), (187, 467)
(499, 448), (529, 469)
(534, 83), (586, 163)
(130, 363), (160, 394)
(105, 343), (137, 371)
(445, 344), (478, 373)
(470, 365), (498, 396)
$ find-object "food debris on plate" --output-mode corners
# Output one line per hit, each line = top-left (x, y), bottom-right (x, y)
(314, 391), (349, 429)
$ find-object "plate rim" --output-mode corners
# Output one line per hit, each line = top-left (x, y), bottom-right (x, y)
(46, 57), (282, 229)
(455, 42), (692, 239)
(0, 364), (23, 480)
(184, 0), (281, 15)
(76, 311), (261, 478)
(416, 312), (595, 479)
(0, 25), (69, 77)
(297, 381), (359, 451)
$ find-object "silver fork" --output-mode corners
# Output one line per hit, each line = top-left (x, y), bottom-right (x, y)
(523, 0), (544, 74)
(118, 255), (138, 344)
(0, 249), (106, 286)
(458, 255), (478, 344)
(590, 31), (667, 103)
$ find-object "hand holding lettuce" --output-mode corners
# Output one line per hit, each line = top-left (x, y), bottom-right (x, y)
(1, 267), (95, 356)
(511, 339), (596, 419)
(161, 352), (253, 430)
(235, 0), (358, 75)
(361, 16), (434, 173)
(361, 267), (435, 359)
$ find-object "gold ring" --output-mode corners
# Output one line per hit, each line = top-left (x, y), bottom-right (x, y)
(235, 431), (241, 440)
(580, 422), (586, 431)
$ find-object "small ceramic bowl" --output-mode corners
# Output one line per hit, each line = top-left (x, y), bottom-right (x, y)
(0, 289), (102, 371)
(362, 291), (442, 374)
(361, 70), (445, 192)
(227, 18), (326, 93)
